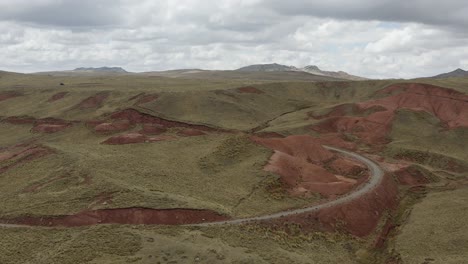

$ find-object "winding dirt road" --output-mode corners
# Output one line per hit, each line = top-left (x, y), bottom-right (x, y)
(0, 146), (384, 229)
(190, 146), (384, 226)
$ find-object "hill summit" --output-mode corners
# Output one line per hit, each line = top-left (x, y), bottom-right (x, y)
(432, 68), (468, 78)
(236, 63), (297, 72)
(236, 63), (367, 80)
(73, 67), (128, 73)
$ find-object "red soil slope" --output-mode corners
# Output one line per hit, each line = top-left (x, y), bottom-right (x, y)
(369, 83), (468, 128)
(311, 83), (468, 145)
(252, 135), (364, 197)
(269, 174), (398, 237)
(3, 116), (72, 133)
(139, 124), (167, 135)
(0, 91), (22, 102)
(0, 144), (53, 174)
(0, 208), (229, 227)
(237, 86), (264, 94)
(87, 109), (222, 138)
(394, 167), (430, 186)
(136, 94), (159, 105)
(109, 109), (220, 132)
(177, 128), (206, 137)
(102, 133), (176, 145)
(75, 92), (110, 109)
(93, 120), (131, 134)
(47, 92), (68, 102)
(92, 109), (222, 144)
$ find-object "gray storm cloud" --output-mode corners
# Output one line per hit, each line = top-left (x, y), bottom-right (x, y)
(0, 0), (466, 78)
(265, 0), (468, 29)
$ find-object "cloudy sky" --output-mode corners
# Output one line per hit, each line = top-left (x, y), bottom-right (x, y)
(1, 0), (467, 78)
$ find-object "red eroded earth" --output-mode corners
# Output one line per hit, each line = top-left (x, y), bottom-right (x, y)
(3, 116), (72, 133)
(237, 86), (264, 94)
(311, 83), (468, 145)
(75, 92), (110, 109)
(251, 135), (367, 197)
(139, 123), (167, 135)
(102, 133), (177, 145)
(394, 166), (430, 186)
(136, 94), (159, 105)
(0, 208), (229, 227)
(109, 109), (220, 132)
(0, 144), (53, 174)
(93, 120), (131, 134)
(268, 174), (398, 237)
(0, 91), (22, 102)
(92, 109), (223, 143)
(47, 92), (68, 102)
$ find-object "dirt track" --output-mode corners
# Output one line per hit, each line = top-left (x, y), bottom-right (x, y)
(190, 146), (384, 226)
(0, 146), (384, 229)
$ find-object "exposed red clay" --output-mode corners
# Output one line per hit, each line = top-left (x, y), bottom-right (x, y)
(93, 120), (131, 134)
(251, 135), (364, 197)
(394, 167), (430, 186)
(75, 92), (110, 109)
(102, 133), (177, 145)
(0, 91), (22, 102)
(0, 145), (53, 174)
(253, 132), (284, 138)
(236, 86), (264, 94)
(4, 116), (73, 133)
(147, 135), (177, 142)
(47, 92), (68, 102)
(364, 83), (468, 128)
(3, 116), (36, 125)
(311, 111), (394, 145)
(109, 108), (222, 132)
(310, 83), (468, 146)
(32, 123), (71, 133)
(313, 134), (357, 150)
(22, 175), (68, 193)
(268, 174), (398, 237)
(177, 128), (206, 137)
(102, 133), (147, 145)
(252, 135), (335, 164)
(136, 94), (159, 105)
(374, 219), (397, 248)
(329, 157), (367, 177)
(139, 124), (167, 135)
(0, 208), (229, 227)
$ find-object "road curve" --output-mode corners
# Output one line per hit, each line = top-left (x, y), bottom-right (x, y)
(190, 146), (384, 227)
(0, 146), (384, 229)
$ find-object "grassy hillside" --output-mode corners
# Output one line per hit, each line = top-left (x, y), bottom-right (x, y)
(395, 187), (468, 264)
(1, 72), (468, 263)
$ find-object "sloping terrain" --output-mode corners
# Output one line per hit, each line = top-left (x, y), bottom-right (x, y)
(395, 187), (468, 264)
(430, 68), (468, 78)
(236, 63), (367, 80)
(0, 72), (467, 263)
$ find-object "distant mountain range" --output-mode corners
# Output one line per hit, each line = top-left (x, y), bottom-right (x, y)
(236, 63), (367, 81)
(73, 67), (128, 73)
(431, 68), (468, 79)
(30, 64), (367, 81)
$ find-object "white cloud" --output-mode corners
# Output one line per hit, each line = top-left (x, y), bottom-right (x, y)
(0, 0), (467, 78)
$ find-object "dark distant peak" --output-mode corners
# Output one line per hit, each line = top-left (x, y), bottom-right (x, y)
(303, 65), (321, 71)
(432, 68), (468, 78)
(236, 63), (296, 72)
(74, 67), (127, 73)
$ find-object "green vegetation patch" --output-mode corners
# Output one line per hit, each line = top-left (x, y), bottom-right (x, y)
(395, 187), (468, 264)
(0, 226), (141, 264)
